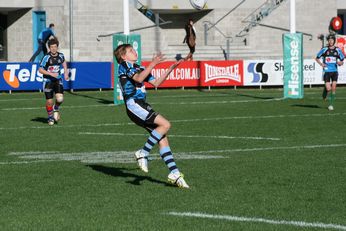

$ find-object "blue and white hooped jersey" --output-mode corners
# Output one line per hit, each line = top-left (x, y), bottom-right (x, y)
(316, 46), (345, 72)
(118, 61), (155, 101)
(40, 52), (65, 82)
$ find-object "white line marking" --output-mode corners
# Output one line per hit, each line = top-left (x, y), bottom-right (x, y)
(0, 98), (283, 111)
(167, 212), (346, 230)
(1, 112), (345, 130)
(0, 160), (56, 165)
(6, 151), (224, 164)
(171, 112), (346, 123)
(78, 132), (280, 141)
(179, 143), (346, 154)
(153, 98), (284, 105)
(5, 143), (346, 165)
(0, 98), (43, 102)
(0, 104), (111, 111)
(0, 122), (134, 130)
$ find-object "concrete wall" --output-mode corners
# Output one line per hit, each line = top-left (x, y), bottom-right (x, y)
(337, 0), (346, 9)
(0, 0), (34, 8)
(248, 0), (337, 58)
(2, 0), (342, 62)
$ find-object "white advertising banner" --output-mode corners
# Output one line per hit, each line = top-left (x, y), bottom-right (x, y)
(244, 59), (346, 86)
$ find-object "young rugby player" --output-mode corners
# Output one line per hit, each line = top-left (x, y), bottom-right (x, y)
(114, 44), (189, 188)
(39, 38), (69, 125)
(315, 34), (345, 110)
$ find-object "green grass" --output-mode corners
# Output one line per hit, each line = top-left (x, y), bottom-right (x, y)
(0, 87), (346, 230)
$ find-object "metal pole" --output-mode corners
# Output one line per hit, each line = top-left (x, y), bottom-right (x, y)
(204, 23), (208, 46)
(208, 0), (245, 31)
(69, 0), (73, 61)
(155, 13), (160, 52)
(290, 0), (296, 33)
(226, 39), (230, 60)
(123, 0), (130, 35)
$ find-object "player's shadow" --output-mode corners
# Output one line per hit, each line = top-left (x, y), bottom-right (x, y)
(291, 104), (322, 109)
(31, 117), (48, 124)
(67, 91), (113, 105)
(86, 164), (170, 187)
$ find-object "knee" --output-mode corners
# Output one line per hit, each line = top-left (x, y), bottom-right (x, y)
(163, 121), (171, 131)
(46, 101), (53, 107)
(56, 94), (64, 103)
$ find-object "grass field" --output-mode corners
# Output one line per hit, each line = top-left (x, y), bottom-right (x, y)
(0, 87), (346, 230)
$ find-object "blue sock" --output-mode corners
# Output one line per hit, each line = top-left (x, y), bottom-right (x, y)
(160, 146), (179, 174)
(142, 129), (162, 155)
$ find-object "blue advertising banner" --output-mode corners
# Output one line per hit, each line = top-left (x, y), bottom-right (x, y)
(0, 62), (112, 91)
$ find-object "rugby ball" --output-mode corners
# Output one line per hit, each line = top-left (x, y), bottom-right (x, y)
(189, 0), (207, 10)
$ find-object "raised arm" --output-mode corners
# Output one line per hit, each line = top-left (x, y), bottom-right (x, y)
(149, 59), (183, 88)
(132, 53), (165, 83)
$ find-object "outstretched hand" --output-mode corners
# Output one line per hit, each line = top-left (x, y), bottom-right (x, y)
(151, 52), (166, 66)
(168, 59), (184, 71)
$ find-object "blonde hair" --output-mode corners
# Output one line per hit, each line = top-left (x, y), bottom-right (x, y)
(114, 44), (132, 63)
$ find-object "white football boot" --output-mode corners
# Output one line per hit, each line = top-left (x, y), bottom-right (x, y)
(134, 150), (148, 173)
(168, 172), (189, 188)
(48, 118), (54, 126)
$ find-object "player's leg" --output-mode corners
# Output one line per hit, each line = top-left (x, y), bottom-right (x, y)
(324, 73), (332, 94)
(140, 114), (171, 156)
(323, 73), (332, 109)
(53, 81), (64, 122)
(46, 99), (54, 125)
(126, 100), (162, 172)
(29, 42), (43, 62)
(185, 45), (194, 61)
(158, 135), (189, 188)
(327, 73), (338, 110)
(44, 81), (55, 125)
(329, 80), (337, 110)
(133, 113), (170, 173)
(42, 42), (48, 55)
(189, 46), (195, 61)
(322, 85), (328, 100)
(324, 81), (331, 101)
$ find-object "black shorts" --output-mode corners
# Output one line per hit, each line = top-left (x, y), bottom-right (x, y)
(323, 72), (338, 82)
(44, 79), (64, 99)
(126, 99), (159, 133)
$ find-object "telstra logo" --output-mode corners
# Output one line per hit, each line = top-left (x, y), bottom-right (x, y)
(3, 64), (43, 88)
(2, 64), (76, 88)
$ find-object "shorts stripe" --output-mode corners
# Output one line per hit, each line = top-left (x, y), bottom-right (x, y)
(126, 99), (149, 121)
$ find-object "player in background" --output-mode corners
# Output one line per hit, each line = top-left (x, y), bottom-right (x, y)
(183, 19), (196, 61)
(114, 44), (189, 188)
(39, 38), (69, 125)
(315, 34), (344, 111)
(29, 23), (56, 62)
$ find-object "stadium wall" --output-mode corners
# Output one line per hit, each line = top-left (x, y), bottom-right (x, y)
(0, 0), (343, 62)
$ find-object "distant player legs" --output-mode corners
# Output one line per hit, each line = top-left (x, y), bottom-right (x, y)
(325, 81), (331, 95)
(45, 97), (54, 124)
(54, 93), (64, 108)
